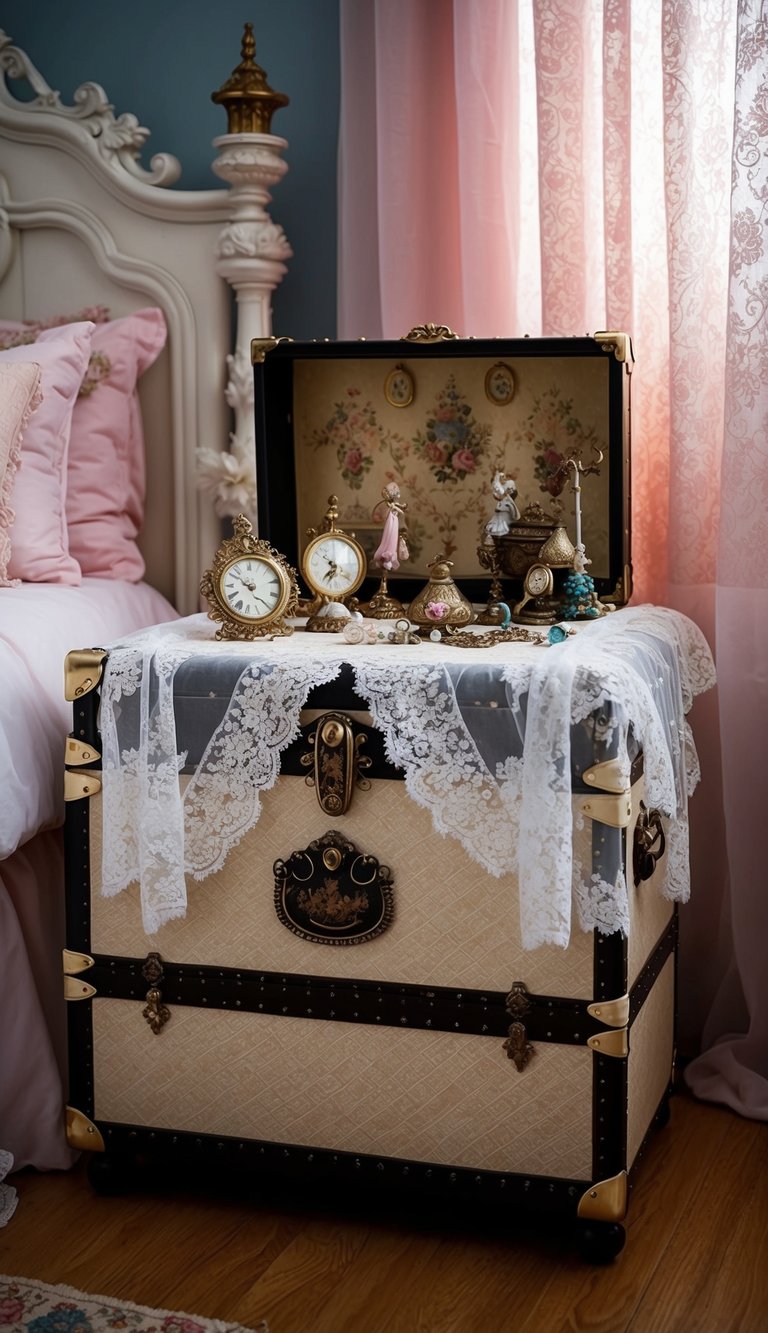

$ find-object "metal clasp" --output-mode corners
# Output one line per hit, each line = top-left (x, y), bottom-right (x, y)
(141, 952), (170, 1035)
(633, 802), (666, 885)
(502, 981), (535, 1071)
(301, 712), (371, 816)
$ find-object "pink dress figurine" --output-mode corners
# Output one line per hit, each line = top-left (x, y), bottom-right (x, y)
(373, 482), (409, 571)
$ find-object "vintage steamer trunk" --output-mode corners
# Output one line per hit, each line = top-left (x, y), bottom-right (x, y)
(63, 332), (680, 1262)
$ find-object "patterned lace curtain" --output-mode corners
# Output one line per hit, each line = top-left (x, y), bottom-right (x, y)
(338, 0), (768, 1116)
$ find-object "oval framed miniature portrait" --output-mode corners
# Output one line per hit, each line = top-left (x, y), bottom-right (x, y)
(484, 361), (516, 406)
(384, 363), (415, 408)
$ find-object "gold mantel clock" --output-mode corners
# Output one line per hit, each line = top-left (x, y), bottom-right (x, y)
(200, 514), (300, 640)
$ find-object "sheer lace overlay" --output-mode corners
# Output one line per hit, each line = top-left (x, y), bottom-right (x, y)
(99, 607), (714, 942)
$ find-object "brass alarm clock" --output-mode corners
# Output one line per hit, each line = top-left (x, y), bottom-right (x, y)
(200, 514), (300, 640)
(301, 496), (367, 631)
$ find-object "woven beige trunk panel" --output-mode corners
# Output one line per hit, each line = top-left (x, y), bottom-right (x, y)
(92, 1000), (593, 1178)
(627, 956), (675, 1167)
(90, 779), (597, 995)
(90, 769), (671, 997)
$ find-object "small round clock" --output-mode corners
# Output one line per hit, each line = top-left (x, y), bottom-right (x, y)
(511, 561), (557, 625)
(301, 497), (367, 630)
(200, 515), (299, 640)
(523, 562), (554, 599)
(303, 530), (366, 601)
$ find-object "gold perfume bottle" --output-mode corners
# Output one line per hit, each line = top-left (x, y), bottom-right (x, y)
(408, 555), (475, 632)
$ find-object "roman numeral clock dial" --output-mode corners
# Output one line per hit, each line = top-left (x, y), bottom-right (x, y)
(200, 514), (300, 640)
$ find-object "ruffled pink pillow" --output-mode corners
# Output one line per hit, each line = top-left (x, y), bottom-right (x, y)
(0, 323), (94, 585)
(0, 362), (43, 586)
(66, 309), (167, 579)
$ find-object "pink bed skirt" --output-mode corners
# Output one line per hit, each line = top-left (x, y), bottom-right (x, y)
(1, 829), (75, 1171)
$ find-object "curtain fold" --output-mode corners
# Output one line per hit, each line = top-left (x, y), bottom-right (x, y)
(338, 0), (768, 1116)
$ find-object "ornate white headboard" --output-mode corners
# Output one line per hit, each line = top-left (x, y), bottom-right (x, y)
(0, 26), (291, 613)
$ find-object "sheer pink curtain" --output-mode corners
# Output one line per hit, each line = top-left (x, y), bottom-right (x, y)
(338, 0), (768, 1117)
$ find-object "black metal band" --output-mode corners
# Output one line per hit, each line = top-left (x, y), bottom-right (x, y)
(87, 955), (609, 1045)
(96, 1120), (591, 1214)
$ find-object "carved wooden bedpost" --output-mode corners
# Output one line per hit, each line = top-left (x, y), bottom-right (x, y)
(200, 23), (292, 524)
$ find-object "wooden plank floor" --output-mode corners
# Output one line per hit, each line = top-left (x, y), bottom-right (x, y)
(2, 1091), (767, 1333)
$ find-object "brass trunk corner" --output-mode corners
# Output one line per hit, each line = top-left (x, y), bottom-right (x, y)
(587, 994), (630, 1028)
(64, 975), (96, 1001)
(66, 1106), (105, 1153)
(63, 949), (95, 976)
(587, 1028), (629, 1058)
(65, 737), (101, 766)
(64, 648), (107, 701)
(577, 1170), (628, 1222)
(593, 331), (634, 367)
(251, 335), (288, 363)
(582, 758), (629, 795)
(64, 771), (102, 802)
(577, 792), (633, 828)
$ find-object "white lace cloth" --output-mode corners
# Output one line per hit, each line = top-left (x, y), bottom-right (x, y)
(98, 606), (715, 946)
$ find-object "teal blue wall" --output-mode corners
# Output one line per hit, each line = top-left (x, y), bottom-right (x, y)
(1, 2), (340, 337)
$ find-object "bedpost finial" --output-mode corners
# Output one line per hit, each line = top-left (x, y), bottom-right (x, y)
(241, 21), (256, 62)
(211, 22), (289, 135)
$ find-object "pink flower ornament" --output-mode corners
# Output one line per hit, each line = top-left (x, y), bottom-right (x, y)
(425, 600), (449, 621)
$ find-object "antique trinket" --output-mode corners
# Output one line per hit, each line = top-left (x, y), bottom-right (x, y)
(408, 554), (475, 632)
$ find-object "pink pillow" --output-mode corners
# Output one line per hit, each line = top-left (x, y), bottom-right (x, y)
(66, 309), (167, 579)
(0, 323), (94, 585)
(0, 362), (43, 585)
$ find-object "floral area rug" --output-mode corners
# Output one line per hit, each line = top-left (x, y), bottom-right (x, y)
(0, 1276), (267, 1333)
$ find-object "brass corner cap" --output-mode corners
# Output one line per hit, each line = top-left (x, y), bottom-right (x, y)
(65, 737), (101, 767)
(64, 648), (107, 701)
(593, 331), (634, 366)
(63, 949), (95, 976)
(66, 1106), (105, 1153)
(582, 758), (631, 795)
(577, 1170), (628, 1222)
(587, 993), (630, 1028)
(252, 338), (293, 365)
(577, 791), (633, 829)
(64, 771), (102, 803)
(587, 1027), (629, 1058)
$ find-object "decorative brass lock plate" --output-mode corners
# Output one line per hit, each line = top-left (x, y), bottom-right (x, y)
(300, 712), (371, 816)
(274, 830), (394, 945)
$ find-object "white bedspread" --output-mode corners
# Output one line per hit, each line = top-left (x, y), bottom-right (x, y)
(0, 579), (176, 859)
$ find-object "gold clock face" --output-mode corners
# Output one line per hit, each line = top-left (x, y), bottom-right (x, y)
(219, 555), (291, 624)
(302, 531), (366, 599)
(524, 562), (554, 598)
(200, 514), (300, 640)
